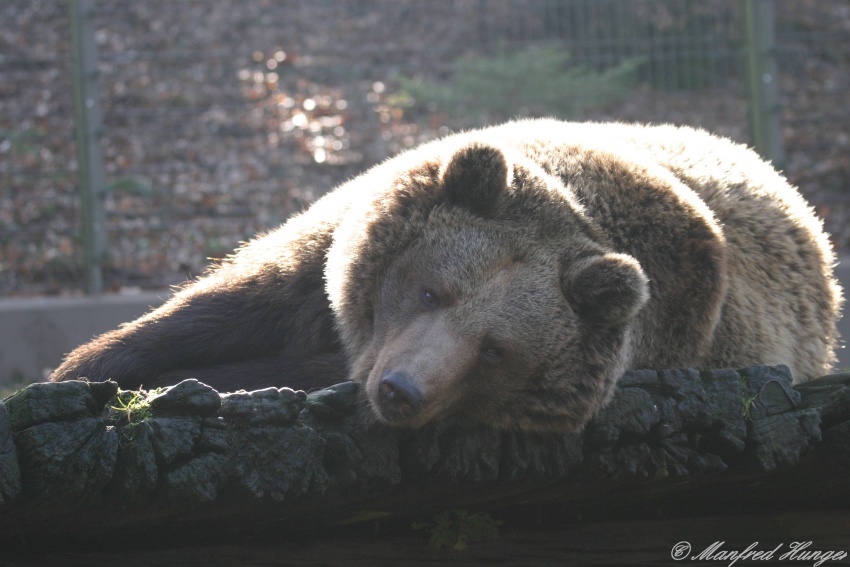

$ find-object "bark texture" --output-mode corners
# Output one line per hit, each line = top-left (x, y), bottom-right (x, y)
(1, 365), (849, 555)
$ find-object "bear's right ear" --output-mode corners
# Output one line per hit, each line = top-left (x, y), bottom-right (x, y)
(441, 142), (511, 217)
(563, 253), (650, 327)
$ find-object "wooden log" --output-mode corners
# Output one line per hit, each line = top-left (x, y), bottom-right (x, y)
(1, 365), (849, 561)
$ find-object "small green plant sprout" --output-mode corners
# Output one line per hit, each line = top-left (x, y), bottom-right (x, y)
(739, 372), (757, 419)
(109, 389), (152, 425)
(741, 391), (758, 419)
(412, 509), (502, 551)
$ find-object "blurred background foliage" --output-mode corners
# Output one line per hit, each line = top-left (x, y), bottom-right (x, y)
(0, 0), (848, 296)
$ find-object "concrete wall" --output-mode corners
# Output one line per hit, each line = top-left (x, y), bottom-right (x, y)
(1, 255), (848, 390)
(0, 291), (168, 387)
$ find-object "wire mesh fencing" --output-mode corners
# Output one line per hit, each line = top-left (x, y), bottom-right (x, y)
(1, 0), (848, 296)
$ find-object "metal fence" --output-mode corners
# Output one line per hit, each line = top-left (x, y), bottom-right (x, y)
(1, 0), (848, 296)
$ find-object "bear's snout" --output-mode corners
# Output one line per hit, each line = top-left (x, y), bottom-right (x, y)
(379, 370), (424, 419)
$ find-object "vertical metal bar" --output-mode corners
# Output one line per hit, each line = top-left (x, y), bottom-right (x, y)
(743, 0), (784, 166)
(70, 0), (106, 295)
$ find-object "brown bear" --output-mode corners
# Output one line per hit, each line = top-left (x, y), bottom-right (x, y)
(50, 119), (843, 432)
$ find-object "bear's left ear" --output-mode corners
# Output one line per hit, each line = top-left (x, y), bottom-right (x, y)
(563, 253), (650, 327)
(441, 142), (511, 217)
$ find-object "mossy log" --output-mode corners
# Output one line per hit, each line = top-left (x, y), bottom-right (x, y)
(1, 365), (849, 554)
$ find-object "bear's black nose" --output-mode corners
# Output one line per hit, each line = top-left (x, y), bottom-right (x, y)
(379, 370), (424, 419)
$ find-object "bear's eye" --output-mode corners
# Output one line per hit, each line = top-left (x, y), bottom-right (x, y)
(421, 289), (439, 309)
(480, 346), (505, 365)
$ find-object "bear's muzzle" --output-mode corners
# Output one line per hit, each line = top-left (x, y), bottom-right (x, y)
(378, 370), (424, 419)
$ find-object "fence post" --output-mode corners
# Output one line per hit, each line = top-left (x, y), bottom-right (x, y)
(70, 0), (106, 294)
(743, 0), (784, 167)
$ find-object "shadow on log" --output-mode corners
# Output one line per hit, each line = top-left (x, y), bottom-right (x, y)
(1, 365), (850, 564)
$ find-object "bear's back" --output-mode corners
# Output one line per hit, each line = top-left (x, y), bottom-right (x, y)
(488, 120), (841, 380)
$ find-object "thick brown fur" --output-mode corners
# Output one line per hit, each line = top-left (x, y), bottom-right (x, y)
(50, 120), (843, 432)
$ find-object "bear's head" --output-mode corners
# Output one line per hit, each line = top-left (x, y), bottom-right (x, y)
(326, 141), (649, 432)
